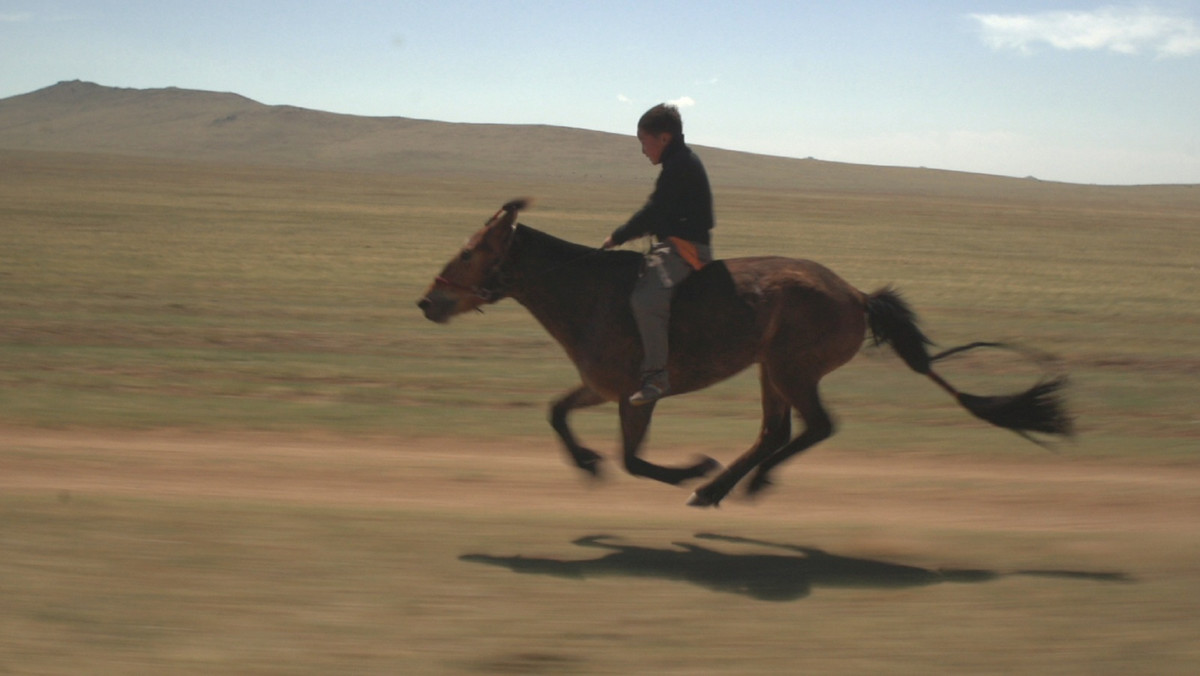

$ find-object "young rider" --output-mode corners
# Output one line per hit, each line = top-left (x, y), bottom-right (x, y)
(602, 104), (715, 406)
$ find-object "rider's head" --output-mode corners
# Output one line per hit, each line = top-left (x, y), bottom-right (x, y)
(636, 104), (682, 166)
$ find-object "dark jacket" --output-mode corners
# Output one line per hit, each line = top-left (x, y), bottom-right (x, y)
(609, 135), (714, 246)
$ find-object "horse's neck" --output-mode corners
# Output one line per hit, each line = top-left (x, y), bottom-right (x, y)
(508, 225), (597, 274)
(505, 226), (634, 348)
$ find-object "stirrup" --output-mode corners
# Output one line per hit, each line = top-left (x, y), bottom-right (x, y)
(629, 372), (670, 406)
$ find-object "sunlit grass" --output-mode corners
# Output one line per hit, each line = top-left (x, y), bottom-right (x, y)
(1, 150), (1197, 457)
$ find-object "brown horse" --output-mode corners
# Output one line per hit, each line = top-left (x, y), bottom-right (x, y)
(418, 200), (1072, 507)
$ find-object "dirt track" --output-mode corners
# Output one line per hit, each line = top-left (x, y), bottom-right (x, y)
(4, 427), (1198, 534)
(6, 428), (1200, 674)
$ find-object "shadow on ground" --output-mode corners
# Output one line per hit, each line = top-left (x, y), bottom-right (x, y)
(460, 533), (1131, 602)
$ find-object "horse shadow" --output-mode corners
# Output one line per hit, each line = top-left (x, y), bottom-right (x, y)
(459, 533), (1131, 602)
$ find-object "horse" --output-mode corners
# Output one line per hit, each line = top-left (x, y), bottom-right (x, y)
(417, 200), (1072, 507)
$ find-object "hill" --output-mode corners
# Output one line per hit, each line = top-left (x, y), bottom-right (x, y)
(3, 81), (1197, 206)
(0, 80), (671, 185)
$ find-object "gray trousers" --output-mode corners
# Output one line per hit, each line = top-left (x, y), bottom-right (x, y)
(630, 239), (713, 375)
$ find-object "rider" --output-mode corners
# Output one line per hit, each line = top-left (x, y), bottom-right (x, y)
(602, 104), (715, 406)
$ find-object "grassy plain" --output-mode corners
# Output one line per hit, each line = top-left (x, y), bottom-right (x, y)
(2, 148), (1199, 673)
(3, 149), (1196, 451)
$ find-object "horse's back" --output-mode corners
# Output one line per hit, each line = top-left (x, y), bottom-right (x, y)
(670, 256), (867, 384)
(677, 255), (865, 314)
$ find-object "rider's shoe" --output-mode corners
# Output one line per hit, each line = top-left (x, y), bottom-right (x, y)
(629, 370), (670, 406)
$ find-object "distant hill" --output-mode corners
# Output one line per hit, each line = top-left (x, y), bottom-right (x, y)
(2, 81), (1197, 204)
(0, 80), (639, 181)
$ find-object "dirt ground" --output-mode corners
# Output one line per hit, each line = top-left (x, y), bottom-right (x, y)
(4, 426), (1198, 532)
(4, 428), (1200, 674)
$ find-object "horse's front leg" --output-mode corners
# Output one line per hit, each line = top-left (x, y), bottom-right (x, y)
(618, 399), (721, 486)
(549, 384), (606, 477)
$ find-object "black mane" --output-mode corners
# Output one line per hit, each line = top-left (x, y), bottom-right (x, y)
(508, 224), (642, 280)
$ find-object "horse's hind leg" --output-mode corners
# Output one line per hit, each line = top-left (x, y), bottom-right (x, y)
(688, 365), (792, 507)
(745, 378), (834, 497)
(618, 399), (721, 486)
(549, 384), (606, 476)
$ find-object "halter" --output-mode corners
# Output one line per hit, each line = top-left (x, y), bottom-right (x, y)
(432, 206), (517, 303)
(434, 273), (505, 303)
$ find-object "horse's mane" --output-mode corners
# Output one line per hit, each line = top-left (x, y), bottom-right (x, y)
(512, 223), (643, 274)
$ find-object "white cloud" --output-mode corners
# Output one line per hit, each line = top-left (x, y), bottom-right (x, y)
(971, 6), (1200, 57)
(667, 96), (696, 108)
(616, 93), (631, 104)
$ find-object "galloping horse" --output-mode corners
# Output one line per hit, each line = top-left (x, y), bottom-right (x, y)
(418, 200), (1072, 507)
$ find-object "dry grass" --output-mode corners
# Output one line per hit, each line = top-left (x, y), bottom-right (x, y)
(1, 146), (1198, 673)
(1, 149), (1197, 454)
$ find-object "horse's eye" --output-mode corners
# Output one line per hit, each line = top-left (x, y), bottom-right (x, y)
(460, 250), (473, 262)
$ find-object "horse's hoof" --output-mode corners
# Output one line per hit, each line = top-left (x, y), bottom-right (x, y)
(573, 449), (603, 478)
(698, 455), (723, 476)
(579, 459), (602, 479)
(687, 491), (720, 508)
(686, 455), (723, 480)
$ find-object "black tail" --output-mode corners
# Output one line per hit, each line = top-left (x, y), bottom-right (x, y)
(866, 287), (1074, 441)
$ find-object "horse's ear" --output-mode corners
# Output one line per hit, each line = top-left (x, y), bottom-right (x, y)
(502, 198), (533, 218)
(488, 198), (532, 233)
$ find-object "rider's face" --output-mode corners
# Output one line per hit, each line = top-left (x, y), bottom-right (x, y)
(638, 129), (672, 165)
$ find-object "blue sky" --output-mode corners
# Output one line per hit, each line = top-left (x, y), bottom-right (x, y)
(3, 1), (1199, 185)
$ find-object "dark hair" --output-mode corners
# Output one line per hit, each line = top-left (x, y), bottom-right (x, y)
(638, 104), (682, 137)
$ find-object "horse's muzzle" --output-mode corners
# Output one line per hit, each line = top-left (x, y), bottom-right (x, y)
(417, 293), (452, 323)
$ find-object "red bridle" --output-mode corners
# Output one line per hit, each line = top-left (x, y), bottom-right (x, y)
(433, 274), (501, 302)
(430, 205), (520, 303)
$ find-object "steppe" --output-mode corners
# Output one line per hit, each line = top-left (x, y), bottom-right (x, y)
(1, 81), (1198, 674)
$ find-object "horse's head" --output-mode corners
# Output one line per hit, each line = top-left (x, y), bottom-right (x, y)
(417, 199), (529, 323)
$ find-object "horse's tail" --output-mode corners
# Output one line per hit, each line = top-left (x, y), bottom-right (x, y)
(865, 287), (1074, 441)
